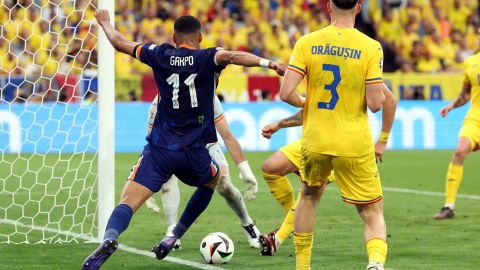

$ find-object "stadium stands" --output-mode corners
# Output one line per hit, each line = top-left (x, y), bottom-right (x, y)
(0, 0), (479, 102)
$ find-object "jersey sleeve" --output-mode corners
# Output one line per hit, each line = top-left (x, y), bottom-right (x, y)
(288, 36), (308, 77)
(132, 43), (165, 68)
(148, 95), (159, 128)
(203, 47), (226, 73)
(213, 95), (225, 123)
(365, 42), (384, 84)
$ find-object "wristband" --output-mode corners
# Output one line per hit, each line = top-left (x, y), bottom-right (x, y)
(379, 131), (390, 143)
(259, 59), (270, 68)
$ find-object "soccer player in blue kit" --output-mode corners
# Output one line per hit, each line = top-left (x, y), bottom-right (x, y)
(82, 10), (285, 269)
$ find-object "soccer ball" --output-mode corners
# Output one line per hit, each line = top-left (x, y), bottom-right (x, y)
(199, 232), (234, 264)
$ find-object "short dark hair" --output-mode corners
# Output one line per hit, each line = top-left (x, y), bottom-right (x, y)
(332, 0), (359, 10)
(174, 15), (202, 34)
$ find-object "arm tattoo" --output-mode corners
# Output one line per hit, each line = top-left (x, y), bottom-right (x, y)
(278, 109), (304, 128)
(452, 84), (471, 109)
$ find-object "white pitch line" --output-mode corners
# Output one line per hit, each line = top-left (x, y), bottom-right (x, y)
(383, 186), (480, 200)
(0, 219), (226, 270)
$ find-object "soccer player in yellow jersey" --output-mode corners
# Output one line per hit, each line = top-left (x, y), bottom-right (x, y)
(434, 27), (480, 220)
(259, 84), (396, 256)
(279, 1), (394, 269)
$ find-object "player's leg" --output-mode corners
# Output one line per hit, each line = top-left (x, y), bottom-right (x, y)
(210, 144), (260, 248)
(333, 154), (387, 269)
(294, 184), (325, 270)
(294, 149), (331, 270)
(356, 201), (387, 270)
(160, 176), (180, 234)
(262, 147), (299, 214)
(145, 194), (161, 213)
(435, 136), (473, 219)
(83, 145), (165, 269)
(152, 148), (221, 260)
(157, 176), (182, 249)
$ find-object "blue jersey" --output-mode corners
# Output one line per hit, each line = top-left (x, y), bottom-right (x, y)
(134, 44), (225, 150)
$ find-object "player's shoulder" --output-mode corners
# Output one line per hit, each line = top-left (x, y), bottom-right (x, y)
(353, 29), (382, 48)
(298, 27), (329, 43)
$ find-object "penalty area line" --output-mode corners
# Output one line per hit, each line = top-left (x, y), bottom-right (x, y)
(0, 219), (227, 270)
(383, 186), (480, 200)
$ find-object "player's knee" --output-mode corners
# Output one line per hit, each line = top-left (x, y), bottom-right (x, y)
(261, 159), (276, 175)
(205, 173), (221, 189)
(453, 144), (470, 161)
(216, 179), (234, 196)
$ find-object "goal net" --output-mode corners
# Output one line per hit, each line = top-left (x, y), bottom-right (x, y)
(0, 0), (113, 244)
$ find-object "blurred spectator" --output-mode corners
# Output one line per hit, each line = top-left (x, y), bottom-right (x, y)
(2, 0), (480, 103)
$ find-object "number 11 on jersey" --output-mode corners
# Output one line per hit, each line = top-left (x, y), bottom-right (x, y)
(167, 73), (199, 109)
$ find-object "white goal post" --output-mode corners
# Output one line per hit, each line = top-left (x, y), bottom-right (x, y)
(97, 0), (115, 242)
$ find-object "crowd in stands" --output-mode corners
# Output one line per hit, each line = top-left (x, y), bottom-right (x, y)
(0, 0), (479, 102)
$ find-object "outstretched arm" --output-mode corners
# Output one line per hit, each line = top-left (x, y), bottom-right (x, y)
(262, 109), (304, 139)
(440, 82), (472, 117)
(95, 10), (139, 55)
(279, 69), (305, 108)
(216, 117), (245, 165)
(375, 84), (397, 162)
(216, 117), (258, 200)
(215, 50), (286, 76)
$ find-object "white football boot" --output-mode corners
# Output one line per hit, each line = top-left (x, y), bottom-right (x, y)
(242, 223), (261, 248)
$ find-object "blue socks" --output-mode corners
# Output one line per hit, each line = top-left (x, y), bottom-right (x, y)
(104, 204), (134, 241)
(173, 186), (214, 239)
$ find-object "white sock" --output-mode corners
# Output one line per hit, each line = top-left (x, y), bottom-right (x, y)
(161, 176), (180, 229)
(216, 175), (253, 226)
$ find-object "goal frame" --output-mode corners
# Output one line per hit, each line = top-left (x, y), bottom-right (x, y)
(97, 0), (115, 241)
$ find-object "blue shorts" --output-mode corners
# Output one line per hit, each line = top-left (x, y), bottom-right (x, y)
(128, 143), (219, 192)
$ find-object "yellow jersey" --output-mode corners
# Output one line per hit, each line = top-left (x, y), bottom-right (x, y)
(289, 25), (383, 157)
(463, 53), (480, 123)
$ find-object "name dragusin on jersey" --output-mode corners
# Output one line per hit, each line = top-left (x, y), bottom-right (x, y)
(311, 44), (362, 60)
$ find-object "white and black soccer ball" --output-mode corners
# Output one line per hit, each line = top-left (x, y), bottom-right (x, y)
(199, 232), (234, 264)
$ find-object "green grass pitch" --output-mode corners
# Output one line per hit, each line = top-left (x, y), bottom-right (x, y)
(1, 150), (480, 269)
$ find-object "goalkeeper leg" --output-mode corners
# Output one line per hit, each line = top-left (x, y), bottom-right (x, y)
(210, 144), (260, 248)
(216, 168), (260, 248)
(160, 176), (182, 249)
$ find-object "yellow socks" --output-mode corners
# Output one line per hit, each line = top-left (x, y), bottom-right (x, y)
(263, 172), (294, 214)
(445, 162), (464, 208)
(277, 192), (301, 242)
(366, 238), (387, 265)
(294, 232), (313, 270)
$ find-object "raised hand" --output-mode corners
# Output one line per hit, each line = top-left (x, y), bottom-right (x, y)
(95, 9), (111, 25)
(269, 62), (287, 76)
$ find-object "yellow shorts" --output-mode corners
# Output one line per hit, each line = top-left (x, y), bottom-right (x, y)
(280, 139), (302, 169)
(280, 140), (335, 182)
(459, 120), (480, 151)
(301, 147), (382, 205)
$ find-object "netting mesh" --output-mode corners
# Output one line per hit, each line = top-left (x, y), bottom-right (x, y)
(0, 0), (100, 243)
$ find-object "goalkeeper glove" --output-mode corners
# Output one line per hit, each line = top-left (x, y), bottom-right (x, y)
(238, 160), (258, 201)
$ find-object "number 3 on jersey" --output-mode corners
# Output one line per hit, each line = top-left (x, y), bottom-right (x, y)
(167, 73), (198, 109)
(318, 64), (340, 110)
